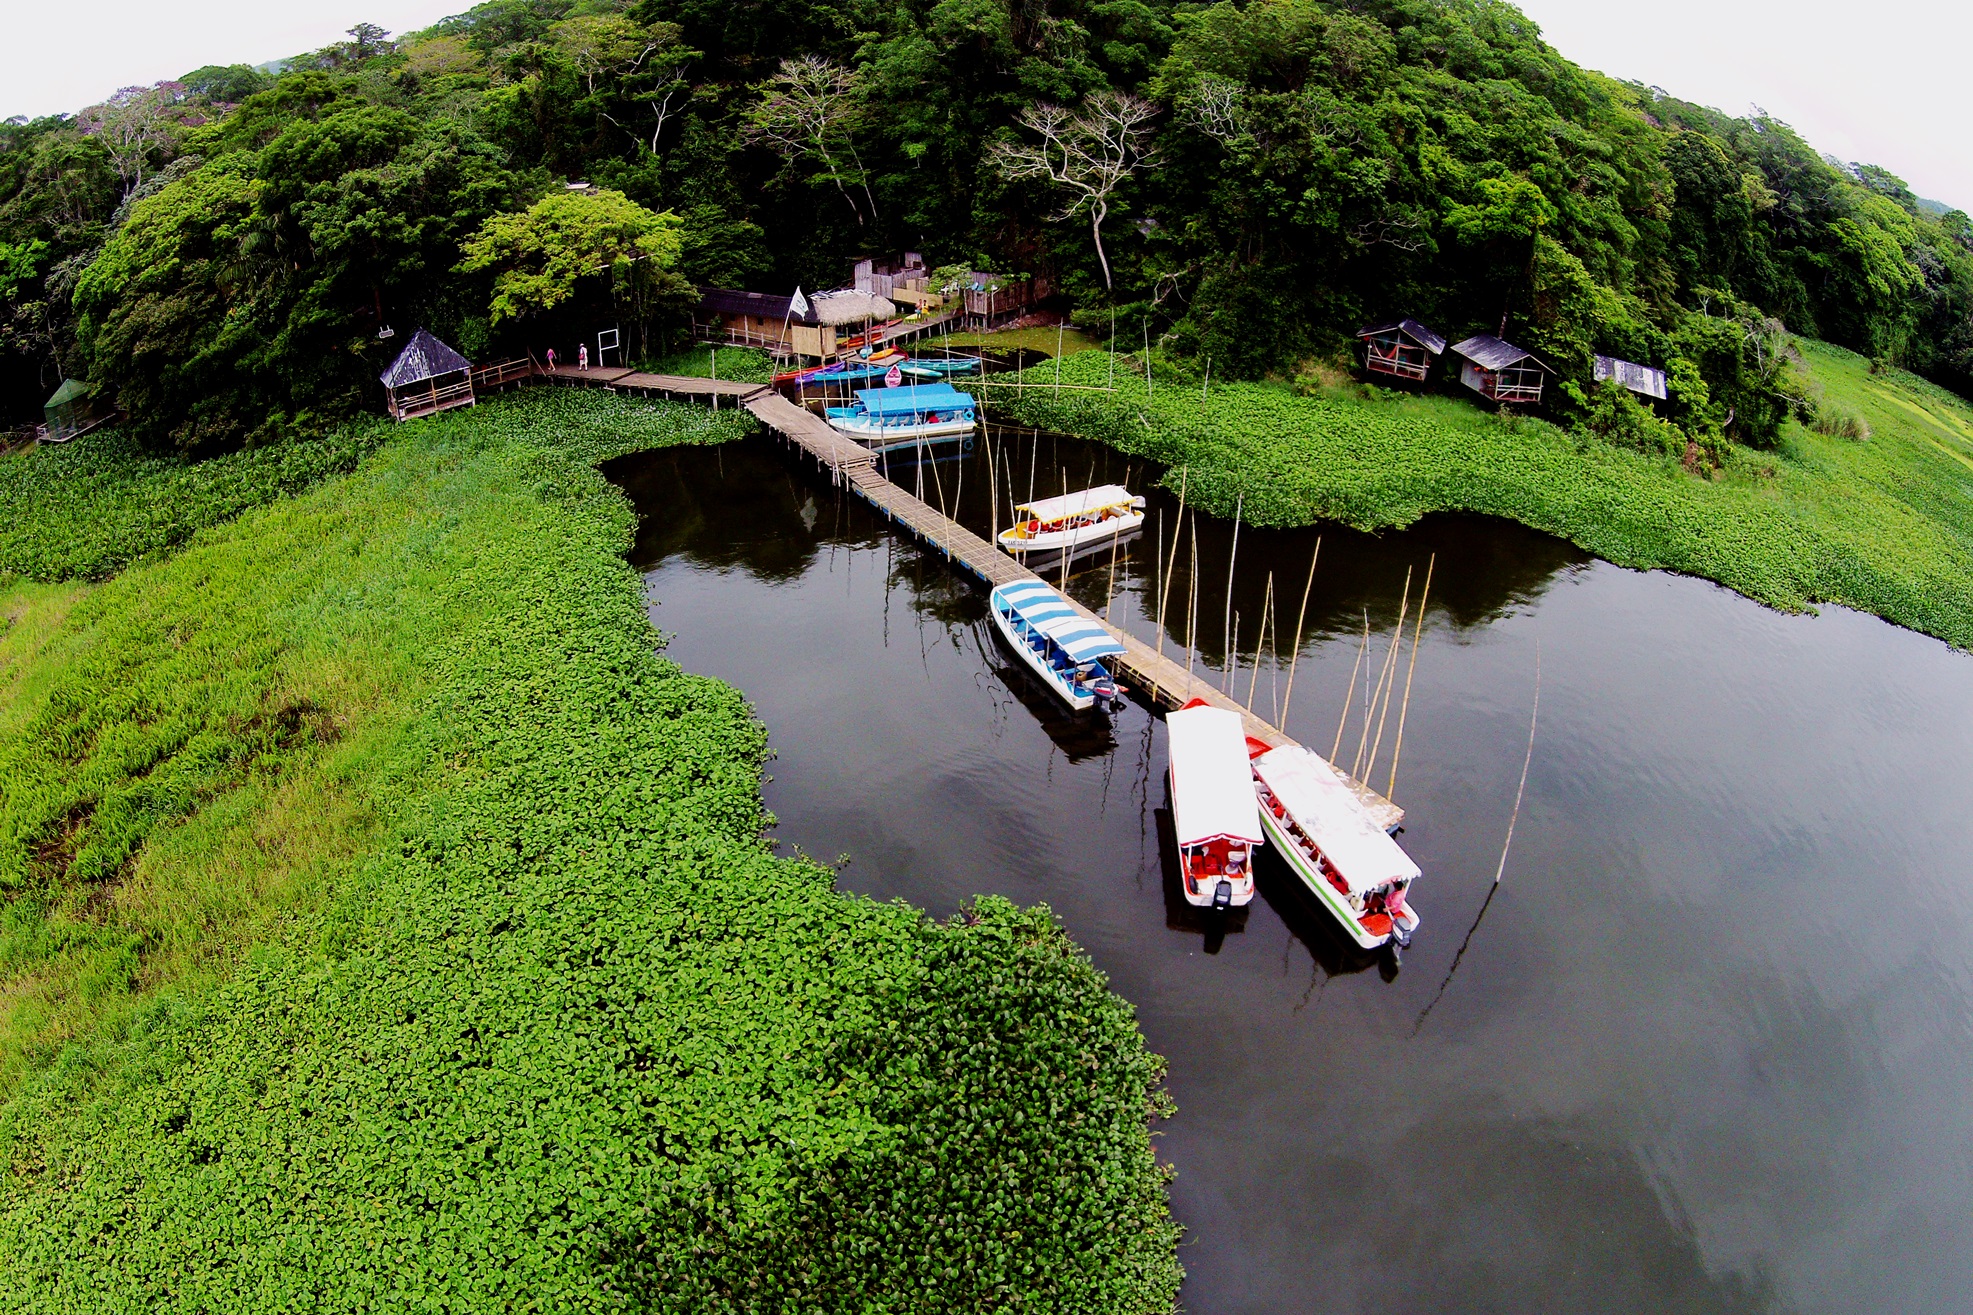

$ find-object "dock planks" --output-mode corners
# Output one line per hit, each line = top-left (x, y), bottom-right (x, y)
(540, 363), (1405, 829)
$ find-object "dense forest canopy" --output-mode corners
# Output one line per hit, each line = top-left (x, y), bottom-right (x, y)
(3, 0), (1970, 453)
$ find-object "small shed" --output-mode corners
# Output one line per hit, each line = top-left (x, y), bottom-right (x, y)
(380, 329), (475, 422)
(1450, 335), (1555, 405)
(42, 379), (106, 442)
(695, 288), (813, 352)
(1357, 320), (1447, 382)
(1593, 355), (1668, 401)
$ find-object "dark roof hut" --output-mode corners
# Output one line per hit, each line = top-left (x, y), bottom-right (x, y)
(380, 328), (476, 422)
(1450, 335), (1555, 405)
(1593, 355), (1669, 401)
(1357, 320), (1448, 382)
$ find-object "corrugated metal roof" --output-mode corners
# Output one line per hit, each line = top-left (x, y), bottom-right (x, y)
(1450, 334), (1553, 374)
(379, 329), (471, 387)
(1357, 318), (1448, 356)
(1593, 355), (1668, 400)
(698, 287), (819, 324)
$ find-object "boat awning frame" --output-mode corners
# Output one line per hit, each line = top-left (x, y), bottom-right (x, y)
(1166, 705), (1265, 848)
(853, 383), (974, 416)
(1014, 484), (1136, 522)
(994, 581), (1126, 663)
(1254, 746), (1419, 894)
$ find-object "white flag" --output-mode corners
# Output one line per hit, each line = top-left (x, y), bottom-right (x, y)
(789, 286), (810, 318)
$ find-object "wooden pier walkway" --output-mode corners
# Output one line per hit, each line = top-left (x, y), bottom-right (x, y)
(535, 363), (1404, 829)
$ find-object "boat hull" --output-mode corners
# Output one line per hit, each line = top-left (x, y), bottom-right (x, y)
(829, 416), (977, 450)
(1257, 804), (1420, 948)
(998, 509), (1146, 556)
(988, 598), (1096, 711)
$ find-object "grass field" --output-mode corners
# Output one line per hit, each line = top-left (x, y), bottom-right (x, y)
(998, 339), (1973, 649)
(0, 390), (1180, 1311)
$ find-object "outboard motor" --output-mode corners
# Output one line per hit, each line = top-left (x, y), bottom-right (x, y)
(1211, 879), (1233, 912)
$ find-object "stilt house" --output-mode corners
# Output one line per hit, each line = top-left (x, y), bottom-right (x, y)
(380, 329), (475, 422)
(1593, 355), (1668, 401)
(1356, 320), (1448, 382)
(1450, 335), (1554, 405)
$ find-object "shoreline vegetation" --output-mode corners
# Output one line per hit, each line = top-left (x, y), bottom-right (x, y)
(991, 336), (1973, 650)
(0, 390), (1182, 1311)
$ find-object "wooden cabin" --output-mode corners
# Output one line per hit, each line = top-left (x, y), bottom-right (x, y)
(1593, 355), (1668, 401)
(1357, 319), (1447, 382)
(693, 287), (904, 362)
(380, 329), (476, 422)
(1450, 335), (1554, 405)
(961, 273), (1050, 329)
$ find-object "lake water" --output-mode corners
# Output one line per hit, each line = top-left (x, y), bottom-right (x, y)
(603, 431), (1973, 1314)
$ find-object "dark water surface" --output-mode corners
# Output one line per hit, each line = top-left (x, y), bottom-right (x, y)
(604, 433), (1973, 1314)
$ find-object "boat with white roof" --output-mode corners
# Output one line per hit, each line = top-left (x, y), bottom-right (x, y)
(1166, 700), (1264, 909)
(987, 579), (1127, 712)
(826, 382), (977, 450)
(997, 484), (1146, 559)
(1249, 741), (1421, 953)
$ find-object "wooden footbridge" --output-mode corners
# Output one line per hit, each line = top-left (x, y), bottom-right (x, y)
(538, 363), (1404, 828)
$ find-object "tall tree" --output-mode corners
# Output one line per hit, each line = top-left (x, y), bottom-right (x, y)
(990, 92), (1158, 291)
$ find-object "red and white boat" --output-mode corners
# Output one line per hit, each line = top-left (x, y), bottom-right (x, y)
(1167, 700), (1265, 909)
(1249, 741), (1421, 951)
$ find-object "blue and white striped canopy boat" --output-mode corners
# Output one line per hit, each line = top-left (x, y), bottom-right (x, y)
(987, 579), (1127, 711)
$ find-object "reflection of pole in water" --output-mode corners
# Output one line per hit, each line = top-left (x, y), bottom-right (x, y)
(1184, 514), (1199, 698)
(1412, 883), (1498, 1036)
(1363, 567), (1414, 786)
(1105, 515), (1123, 623)
(1153, 467), (1186, 660)
(1247, 571), (1273, 709)
(1280, 539), (1321, 741)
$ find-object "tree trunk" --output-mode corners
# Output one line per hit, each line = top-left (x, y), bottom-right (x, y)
(1091, 198), (1113, 290)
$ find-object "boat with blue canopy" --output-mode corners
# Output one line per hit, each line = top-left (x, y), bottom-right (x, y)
(987, 579), (1127, 711)
(827, 383), (978, 450)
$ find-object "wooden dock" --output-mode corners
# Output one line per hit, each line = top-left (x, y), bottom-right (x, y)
(535, 364), (1405, 829)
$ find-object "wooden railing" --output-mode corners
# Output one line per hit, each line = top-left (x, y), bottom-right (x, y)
(471, 358), (535, 390)
(390, 376), (477, 421)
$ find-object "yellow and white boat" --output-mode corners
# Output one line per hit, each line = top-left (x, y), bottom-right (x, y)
(997, 484), (1146, 558)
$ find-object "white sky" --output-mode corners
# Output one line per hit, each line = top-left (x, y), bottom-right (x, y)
(2, 0), (1967, 213)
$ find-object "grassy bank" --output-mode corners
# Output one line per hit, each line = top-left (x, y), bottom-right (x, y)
(997, 341), (1973, 649)
(0, 390), (1181, 1311)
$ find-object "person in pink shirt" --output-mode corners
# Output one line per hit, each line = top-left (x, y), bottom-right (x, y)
(578, 343), (588, 371)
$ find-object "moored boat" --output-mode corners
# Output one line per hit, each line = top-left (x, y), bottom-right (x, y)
(987, 579), (1127, 712)
(1250, 742), (1421, 952)
(827, 383), (978, 450)
(997, 485), (1146, 558)
(1167, 700), (1264, 909)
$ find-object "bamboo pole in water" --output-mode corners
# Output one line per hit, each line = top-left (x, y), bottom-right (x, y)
(1185, 515), (1199, 698)
(1363, 568), (1414, 785)
(1221, 492), (1243, 693)
(1279, 538), (1321, 740)
(985, 417), (997, 548)
(1246, 571), (1273, 708)
(1333, 610), (1369, 763)
(1105, 516), (1123, 624)
(1153, 468), (1188, 660)
(1058, 468), (1071, 591)
(1227, 610), (1241, 700)
(1354, 570), (1410, 780)
(1386, 553), (1435, 798)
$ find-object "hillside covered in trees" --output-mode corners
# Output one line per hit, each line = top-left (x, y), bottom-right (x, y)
(3, 0), (1970, 457)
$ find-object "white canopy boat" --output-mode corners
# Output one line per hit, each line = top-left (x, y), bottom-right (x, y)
(826, 383), (977, 450)
(1167, 700), (1265, 909)
(1250, 742), (1421, 952)
(987, 579), (1127, 711)
(997, 485), (1147, 558)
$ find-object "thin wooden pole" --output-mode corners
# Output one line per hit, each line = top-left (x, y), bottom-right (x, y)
(1333, 610), (1369, 763)
(1355, 569), (1411, 781)
(1185, 515), (1199, 698)
(1363, 568), (1414, 786)
(1153, 467), (1188, 659)
(1221, 492), (1242, 693)
(1386, 553), (1435, 797)
(1280, 539), (1320, 740)
(1227, 610), (1241, 701)
(1246, 571), (1273, 708)
(1105, 517), (1123, 623)
(985, 416), (998, 549)
(1494, 641), (1541, 884)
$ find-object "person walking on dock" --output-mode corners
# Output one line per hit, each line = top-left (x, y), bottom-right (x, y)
(578, 343), (589, 371)
(546, 346), (557, 371)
